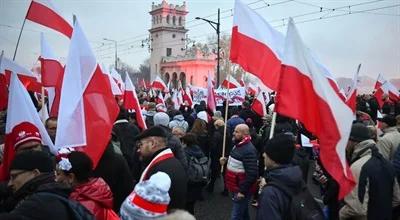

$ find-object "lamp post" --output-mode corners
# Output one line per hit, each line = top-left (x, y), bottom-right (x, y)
(196, 8), (220, 86)
(103, 38), (118, 70)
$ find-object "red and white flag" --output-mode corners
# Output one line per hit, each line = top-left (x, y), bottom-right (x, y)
(26, 0), (73, 38)
(172, 90), (181, 110)
(100, 65), (122, 96)
(40, 33), (64, 87)
(246, 82), (258, 96)
(152, 76), (168, 92)
(374, 73), (386, 91)
(0, 72), (55, 181)
(55, 19), (119, 167)
(124, 75), (147, 130)
(183, 87), (193, 107)
(207, 72), (216, 112)
(345, 64), (361, 113)
(110, 68), (124, 91)
(221, 75), (241, 89)
(275, 19), (355, 199)
(0, 56), (42, 93)
(155, 92), (166, 106)
(239, 74), (245, 87)
(230, 0), (284, 91)
(251, 91), (267, 116)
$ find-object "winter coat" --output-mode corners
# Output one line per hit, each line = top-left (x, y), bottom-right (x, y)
(169, 114), (189, 132)
(143, 148), (188, 211)
(0, 179), (93, 220)
(145, 110), (156, 128)
(93, 145), (134, 212)
(184, 144), (206, 202)
(70, 178), (117, 220)
(377, 126), (400, 160)
(257, 165), (303, 220)
(394, 147), (400, 184)
(340, 140), (395, 220)
(225, 136), (258, 194)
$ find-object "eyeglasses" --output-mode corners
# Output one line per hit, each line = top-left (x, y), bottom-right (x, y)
(9, 170), (30, 181)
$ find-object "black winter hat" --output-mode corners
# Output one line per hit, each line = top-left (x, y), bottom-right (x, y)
(134, 125), (167, 141)
(263, 134), (295, 164)
(378, 115), (396, 127)
(349, 123), (370, 142)
(10, 150), (53, 172)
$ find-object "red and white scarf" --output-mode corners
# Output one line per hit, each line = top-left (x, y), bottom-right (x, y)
(139, 148), (174, 182)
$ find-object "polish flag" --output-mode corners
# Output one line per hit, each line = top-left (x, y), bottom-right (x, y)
(374, 73), (386, 91)
(40, 33), (64, 87)
(0, 72), (55, 181)
(155, 92), (165, 106)
(251, 91), (267, 116)
(110, 68), (124, 91)
(152, 76), (168, 92)
(0, 74), (7, 110)
(183, 87), (193, 107)
(124, 75), (147, 130)
(55, 19), (119, 167)
(100, 65), (122, 96)
(246, 82), (258, 96)
(172, 90), (180, 110)
(207, 72), (216, 112)
(230, 0), (284, 91)
(221, 75), (241, 89)
(345, 64), (361, 113)
(0, 56), (42, 93)
(26, 0), (73, 38)
(141, 78), (147, 90)
(275, 19), (354, 199)
(239, 74), (245, 87)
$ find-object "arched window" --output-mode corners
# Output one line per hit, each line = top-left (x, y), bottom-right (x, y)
(166, 15), (170, 24)
(173, 16), (176, 25)
(172, 72), (178, 89)
(178, 17), (182, 26)
(164, 72), (170, 84)
(179, 72), (186, 88)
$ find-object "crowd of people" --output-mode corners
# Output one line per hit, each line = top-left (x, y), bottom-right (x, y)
(0, 89), (399, 220)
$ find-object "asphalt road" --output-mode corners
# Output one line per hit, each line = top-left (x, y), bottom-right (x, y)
(194, 161), (321, 220)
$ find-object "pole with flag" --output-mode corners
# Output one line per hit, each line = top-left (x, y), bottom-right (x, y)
(221, 73), (231, 173)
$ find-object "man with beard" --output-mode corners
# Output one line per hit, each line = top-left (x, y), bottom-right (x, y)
(135, 125), (187, 211)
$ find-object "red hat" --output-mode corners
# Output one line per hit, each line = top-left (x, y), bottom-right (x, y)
(12, 122), (41, 149)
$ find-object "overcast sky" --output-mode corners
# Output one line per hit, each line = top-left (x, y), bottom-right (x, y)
(1, 0), (399, 79)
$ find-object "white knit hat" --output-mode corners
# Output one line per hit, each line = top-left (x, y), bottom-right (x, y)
(197, 111), (208, 123)
(153, 112), (170, 126)
(120, 172), (171, 220)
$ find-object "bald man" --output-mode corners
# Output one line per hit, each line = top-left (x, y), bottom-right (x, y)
(220, 124), (258, 220)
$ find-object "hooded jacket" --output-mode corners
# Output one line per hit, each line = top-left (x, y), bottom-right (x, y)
(340, 139), (395, 220)
(377, 126), (400, 160)
(257, 165), (303, 220)
(169, 114), (189, 132)
(70, 177), (118, 220)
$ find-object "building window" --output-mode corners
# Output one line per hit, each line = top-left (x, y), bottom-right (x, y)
(172, 34), (176, 38)
(179, 17), (182, 26)
(166, 48), (172, 57)
(173, 16), (176, 25)
(166, 15), (170, 24)
(153, 16), (155, 25)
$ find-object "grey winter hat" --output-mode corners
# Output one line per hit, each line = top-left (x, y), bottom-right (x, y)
(120, 172), (171, 220)
(349, 123), (371, 142)
(153, 112), (170, 127)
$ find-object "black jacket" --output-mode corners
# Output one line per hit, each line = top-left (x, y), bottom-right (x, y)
(184, 144), (205, 202)
(0, 179), (92, 220)
(145, 148), (188, 211)
(160, 126), (188, 170)
(257, 165), (303, 220)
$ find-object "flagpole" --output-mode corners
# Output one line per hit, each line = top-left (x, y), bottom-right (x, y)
(41, 87), (46, 124)
(13, 18), (27, 61)
(221, 73), (230, 173)
(269, 111), (277, 139)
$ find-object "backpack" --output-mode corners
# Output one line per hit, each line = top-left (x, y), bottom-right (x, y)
(38, 192), (95, 220)
(187, 155), (211, 184)
(268, 181), (324, 220)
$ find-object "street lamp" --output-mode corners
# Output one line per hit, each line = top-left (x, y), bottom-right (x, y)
(195, 8), (220, 86)
(103, 38), (118, 70)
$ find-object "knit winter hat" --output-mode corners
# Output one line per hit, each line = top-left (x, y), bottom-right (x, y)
(10, 150), (53, 173)
(120, 172), (171, 220)
(153, 112), (170, 126)
(349, 123), (370, 142)
(11, 122), (41, 149)
(263, 133), (295, 164)
(197, 111), (208, 123)
(378, 115), (396, 127)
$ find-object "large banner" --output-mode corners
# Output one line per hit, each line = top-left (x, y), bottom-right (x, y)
(191, 86), (246, 106)
(215, 87), (246, 106)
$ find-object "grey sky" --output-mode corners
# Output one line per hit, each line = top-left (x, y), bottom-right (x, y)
(1, 0), (399, 79)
